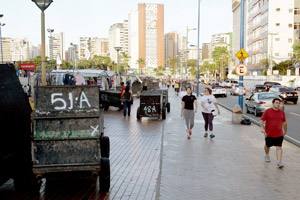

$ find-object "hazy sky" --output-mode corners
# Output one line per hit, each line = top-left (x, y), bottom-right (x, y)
(0, 0), (233, 46)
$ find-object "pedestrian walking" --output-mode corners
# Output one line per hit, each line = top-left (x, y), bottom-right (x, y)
(261, 98), (287, 169)
(200, 87), (220, 139)
(121, 86), (133, 117)
(181, 87), (197, 139)
(175, 81), (180, 96)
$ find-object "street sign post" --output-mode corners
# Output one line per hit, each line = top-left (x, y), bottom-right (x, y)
(235, 64), (247, 76)
(235, 48), (249, 61)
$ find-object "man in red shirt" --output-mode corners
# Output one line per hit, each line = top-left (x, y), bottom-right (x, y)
(261, 98), (287, 169)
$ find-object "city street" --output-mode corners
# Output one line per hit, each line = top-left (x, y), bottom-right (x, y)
(217, 90), (300, 143)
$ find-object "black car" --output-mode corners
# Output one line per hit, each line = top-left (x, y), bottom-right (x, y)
(269, 86), (298, 104)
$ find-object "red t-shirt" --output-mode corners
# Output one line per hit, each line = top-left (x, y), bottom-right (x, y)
(261, 108), (286, 137)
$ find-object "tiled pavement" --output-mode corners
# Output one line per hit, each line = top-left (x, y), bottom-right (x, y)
(157, 89), (300, 200)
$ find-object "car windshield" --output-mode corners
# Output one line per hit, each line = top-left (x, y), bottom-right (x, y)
(279, 87), (293, 92)
(258, 93), (278, 99)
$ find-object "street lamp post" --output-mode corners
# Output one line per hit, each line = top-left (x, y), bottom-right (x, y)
(114, 46), (122, 74)
(32, 0), (53, 86)
(196, 0), (201, 97)
(239, 0), (245, 109)
(0, 14), (5, 64)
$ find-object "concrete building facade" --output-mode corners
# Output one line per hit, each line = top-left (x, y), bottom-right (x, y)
(108, 21), (128, 63)
(128, 3), (164, 71)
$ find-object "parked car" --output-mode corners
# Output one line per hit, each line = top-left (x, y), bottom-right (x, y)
(230, 86), (246, 96)
(263, 81), (281, 91)
(212, 86), (227, 98)
(269, 86), (298, 104)
(245, 92), (280, 116)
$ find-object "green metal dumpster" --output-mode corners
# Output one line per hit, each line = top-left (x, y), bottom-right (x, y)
(32, 85), (110, 192)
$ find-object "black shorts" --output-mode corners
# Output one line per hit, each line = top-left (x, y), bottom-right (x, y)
(265, 136), (284, 147)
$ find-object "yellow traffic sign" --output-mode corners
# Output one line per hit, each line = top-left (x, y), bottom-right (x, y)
(235, 64), (248, 76)
(235, 49), (249, 61)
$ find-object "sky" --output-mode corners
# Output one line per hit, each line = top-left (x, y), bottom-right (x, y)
(0, 0), (233, 46)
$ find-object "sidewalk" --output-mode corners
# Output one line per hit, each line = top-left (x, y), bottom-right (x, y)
(157, 90), (300, 200)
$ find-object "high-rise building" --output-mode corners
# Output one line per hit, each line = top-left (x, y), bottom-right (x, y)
(1, 37), (12, 62)
(49, 32), (64, 61)
(128, 3), (164, 70)
(79, 37), (91, 60)
(202, 43), (211, 61)
(294, 1), (300, 42)
(109, 21), (128, 63)
(164, 32), (179, 66)
(232, 0), (248, 65)
(0, 37), (31, 62)
(211, 33), (232, 51)
(233, 0), (296, 72)
(11, 39), (30, 62)
(90, 37), (109, 57)
(66, 44), (79, 63)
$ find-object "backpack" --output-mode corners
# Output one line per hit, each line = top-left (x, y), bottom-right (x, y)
(240, 118), (251, 125)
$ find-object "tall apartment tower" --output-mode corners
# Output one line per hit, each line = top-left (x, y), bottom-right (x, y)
(49, 32), (64, 61)
(232, 0), (248, 65)
(109, 21), (129, 63)
(129, 3), (164, 70)
(247, 0), (294, 69)
(233, 0), (296, 72)
(164, 32), (179, 66)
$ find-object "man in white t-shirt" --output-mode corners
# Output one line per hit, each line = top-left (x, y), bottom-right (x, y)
(200, 87), (220, 138)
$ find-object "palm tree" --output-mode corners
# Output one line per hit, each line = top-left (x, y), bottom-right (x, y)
(120, 52), (131, 73)
(137, 58), (145, 74)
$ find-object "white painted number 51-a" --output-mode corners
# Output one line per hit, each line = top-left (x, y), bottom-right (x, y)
(51, 92), (91, 110)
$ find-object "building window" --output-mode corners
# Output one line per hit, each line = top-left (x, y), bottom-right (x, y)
(276, 23), (280, 26)
(288, 38), (293, 43)
(289, 24), (293, 28)
(295, 8), (300, 15)
(289, 9), (293, 13)
(295, 23), (300, 30)
(275, 38), (280, 41)
(276, 8), (280, 11)
(275, 53), (279, 56)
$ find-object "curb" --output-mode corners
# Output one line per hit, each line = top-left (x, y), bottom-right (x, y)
(217, 103), (300, 147)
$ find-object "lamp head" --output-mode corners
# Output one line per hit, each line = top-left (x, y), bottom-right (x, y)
(32, 0), (53, 11)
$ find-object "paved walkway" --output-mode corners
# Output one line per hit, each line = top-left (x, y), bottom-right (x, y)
(157, 89), (300, 200)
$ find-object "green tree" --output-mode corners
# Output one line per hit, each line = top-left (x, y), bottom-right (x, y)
(212, 47), (230, 79)
(293, 42), (300, 61)
(137, 58), (145, 74)
(273, 60), (293, 75)
(61, 61), (72, 69)
(77, 59), (92, 69)
(120, 52), (130, 73)
(187, 59), (196, 78)
(169, 58), (178, 76)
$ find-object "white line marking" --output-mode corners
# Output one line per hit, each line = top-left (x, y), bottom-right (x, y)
(290, 112), (300, 117)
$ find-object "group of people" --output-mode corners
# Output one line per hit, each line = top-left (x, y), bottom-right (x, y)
(181, 86), (287, 169)
(181, 87), (220, 140)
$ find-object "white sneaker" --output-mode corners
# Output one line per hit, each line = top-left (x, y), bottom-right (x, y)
(265, 155), (271, 162)
(277, 161), (284, 169)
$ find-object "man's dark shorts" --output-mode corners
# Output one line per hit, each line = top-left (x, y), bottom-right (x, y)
(265, 136), (284, 147)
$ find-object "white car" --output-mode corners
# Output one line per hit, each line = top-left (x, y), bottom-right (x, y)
(212, 86), (227, 98)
